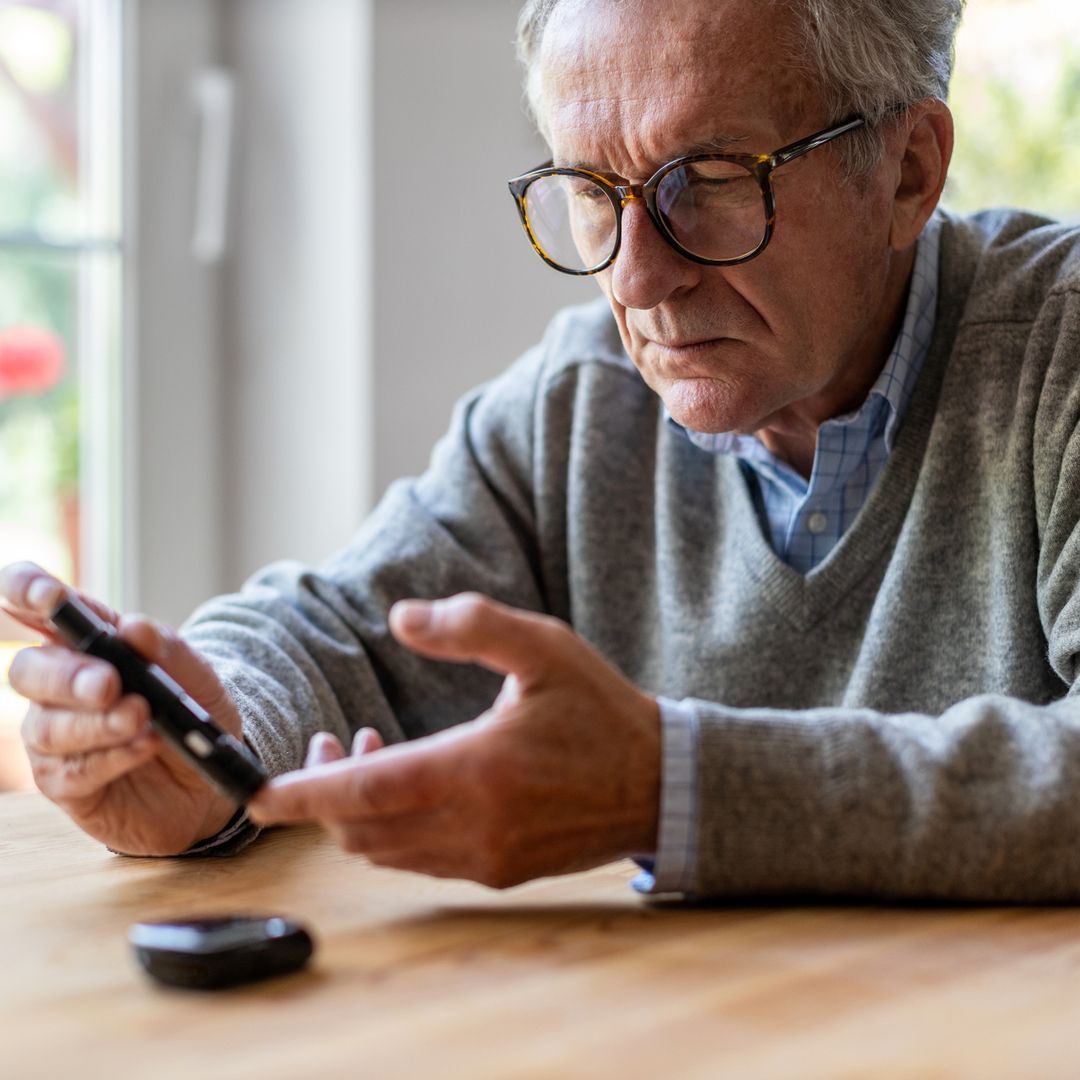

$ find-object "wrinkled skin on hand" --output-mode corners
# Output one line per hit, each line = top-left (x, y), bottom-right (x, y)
(249, 593), (662, 889)
(1, 561), (240, 855)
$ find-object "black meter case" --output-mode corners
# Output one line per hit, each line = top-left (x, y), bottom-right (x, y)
(129, 915), (314, 990)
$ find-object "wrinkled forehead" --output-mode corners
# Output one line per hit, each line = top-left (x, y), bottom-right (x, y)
(536, 0), (820, 166)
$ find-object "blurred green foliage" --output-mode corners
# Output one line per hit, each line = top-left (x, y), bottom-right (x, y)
(947, 45), (1080, 217)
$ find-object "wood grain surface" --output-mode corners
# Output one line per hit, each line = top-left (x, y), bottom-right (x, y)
(3, 790), (1080, 1079)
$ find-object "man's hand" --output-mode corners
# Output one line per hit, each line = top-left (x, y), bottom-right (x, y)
(0, 561), (241, 855)
(248, 593), (662, 889)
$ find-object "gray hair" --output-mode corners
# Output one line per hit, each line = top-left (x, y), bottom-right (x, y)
(515, 0), (965, 176)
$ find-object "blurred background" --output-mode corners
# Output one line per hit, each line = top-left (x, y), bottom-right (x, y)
(0, 0), (1078, 788)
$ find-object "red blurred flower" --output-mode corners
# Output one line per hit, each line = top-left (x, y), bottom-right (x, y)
(0, 325), (66, 402)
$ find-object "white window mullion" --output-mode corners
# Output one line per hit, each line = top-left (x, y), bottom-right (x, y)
(79, 0), (124, 604)
(122, 0), (226, 624)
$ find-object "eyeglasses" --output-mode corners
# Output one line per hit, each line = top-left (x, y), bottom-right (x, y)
(507, 115), (866, 275)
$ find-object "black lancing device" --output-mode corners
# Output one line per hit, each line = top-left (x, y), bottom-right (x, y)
(49, 594), (267, 804)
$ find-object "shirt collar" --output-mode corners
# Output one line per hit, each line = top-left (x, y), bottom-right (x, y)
(874, 212), (941, 452)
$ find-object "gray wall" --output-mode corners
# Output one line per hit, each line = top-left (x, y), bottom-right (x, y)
(218, 0), (585, 593)
(372, 0), (582, 497)
(125, 0), (226, 622)
(221, 0), (371, 587)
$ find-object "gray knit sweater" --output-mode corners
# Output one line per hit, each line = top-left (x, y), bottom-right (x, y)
(183, 208), (1080, 900)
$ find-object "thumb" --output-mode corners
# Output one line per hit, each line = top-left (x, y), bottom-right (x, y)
(389, 593), (565, 686)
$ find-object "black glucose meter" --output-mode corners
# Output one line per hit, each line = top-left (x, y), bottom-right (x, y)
(129, 915), (315, 990)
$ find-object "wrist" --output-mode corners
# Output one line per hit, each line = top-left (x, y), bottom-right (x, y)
(193, 791), (243, 847)
(190, 731), (261, 846)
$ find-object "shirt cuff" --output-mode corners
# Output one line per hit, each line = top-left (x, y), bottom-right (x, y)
(632, 696), (698, 896)
(179, 805), (262, 857)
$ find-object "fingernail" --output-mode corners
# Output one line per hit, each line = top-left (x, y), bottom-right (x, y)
(74, 667), (112, 703)
(27, 577), (59, 612)
(304, 733), (326, 765)
(394, 600), (431, 633)
(107, 711), (132, 736)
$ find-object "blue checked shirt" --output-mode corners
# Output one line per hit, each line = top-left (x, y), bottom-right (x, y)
(634, 216), (942, 894)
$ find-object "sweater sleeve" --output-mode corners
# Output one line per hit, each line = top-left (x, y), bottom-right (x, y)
(179, 348), (549, 806)
(680, 283), (1080, 901)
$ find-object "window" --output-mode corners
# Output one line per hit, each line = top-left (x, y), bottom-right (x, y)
(0, 0), (122, 789)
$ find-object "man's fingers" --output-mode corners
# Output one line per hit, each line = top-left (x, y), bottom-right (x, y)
(304, 731), (346, 768)
(22, 696), (151, 756)
(0, 561), (65, 617)
(389, 593), (568, 684)
(0, 562), (68, 638)
(328, 810), (446, 857)
(248, 743), (436, 826)
(9, 645), (121, 711)
(301, 727), (381, 770)
(294, 725), (385, 775)
(35, 734), (160, 801)
(324, 820), (460, 879)
(352, 727), (384, 756)
(0, 561), (118, 639)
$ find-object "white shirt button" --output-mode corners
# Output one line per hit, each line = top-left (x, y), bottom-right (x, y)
(807, 511), (829, 535)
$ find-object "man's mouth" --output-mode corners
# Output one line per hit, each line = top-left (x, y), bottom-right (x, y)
(654, 337), (722, 349)
(647, 336), (730, 358)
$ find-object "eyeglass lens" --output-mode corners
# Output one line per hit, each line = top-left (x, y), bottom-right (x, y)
(523, 160), (766, 272)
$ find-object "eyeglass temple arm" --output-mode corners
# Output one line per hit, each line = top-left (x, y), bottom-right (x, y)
(770, 115), (866, 168)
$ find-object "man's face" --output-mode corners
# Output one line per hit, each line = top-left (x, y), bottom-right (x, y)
(537, 0), (903, 437)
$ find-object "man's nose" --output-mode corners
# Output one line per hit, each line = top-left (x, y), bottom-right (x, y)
(608, 198), (700, 310)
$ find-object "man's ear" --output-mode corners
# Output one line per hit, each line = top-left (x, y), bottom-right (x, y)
(889, 98), (954, 251)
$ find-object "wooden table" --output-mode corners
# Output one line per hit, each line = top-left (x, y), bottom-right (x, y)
(3, 792), (1080, 1080)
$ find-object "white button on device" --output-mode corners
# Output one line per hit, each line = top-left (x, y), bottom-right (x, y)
(807, 511), (828, 535)
(184, 730), (215, 758)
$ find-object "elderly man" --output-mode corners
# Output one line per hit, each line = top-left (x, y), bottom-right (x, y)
(3, 0), (1079, 899)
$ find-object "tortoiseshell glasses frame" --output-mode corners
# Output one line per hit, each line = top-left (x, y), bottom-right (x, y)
(507, 114), (867, 275)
